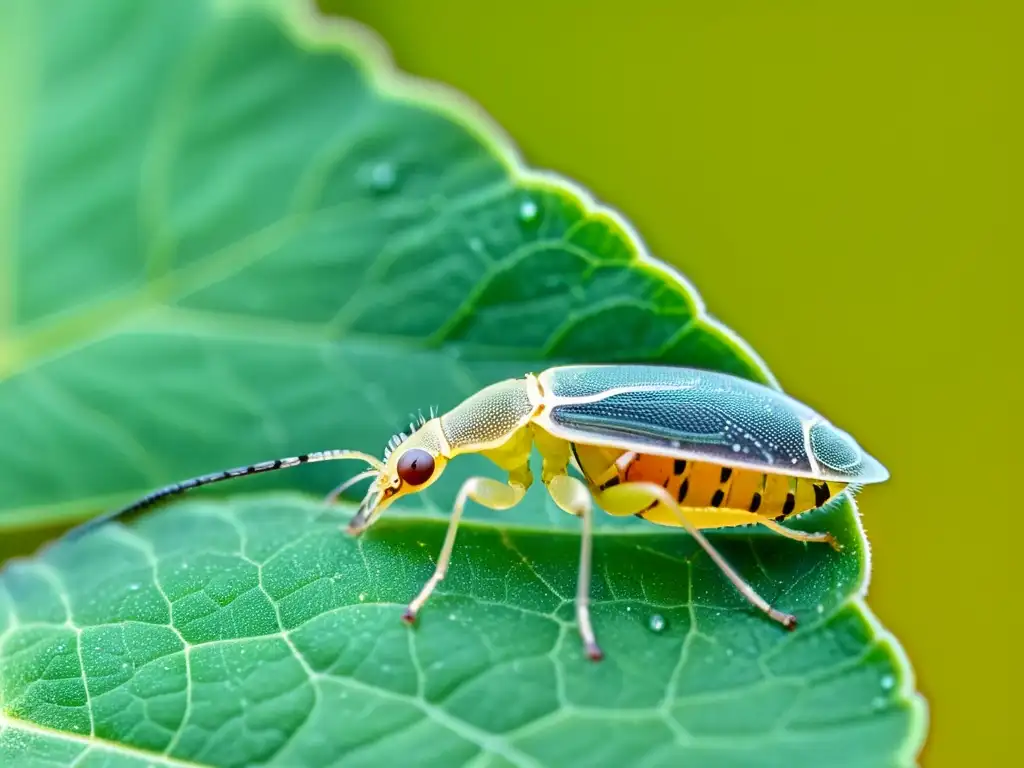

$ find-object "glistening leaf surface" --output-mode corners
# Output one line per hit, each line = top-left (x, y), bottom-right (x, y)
(0, 0), (925, 765)
(1, 497), (915, 768)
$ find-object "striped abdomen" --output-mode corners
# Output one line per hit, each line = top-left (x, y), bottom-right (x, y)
(572, 443), (846, 528)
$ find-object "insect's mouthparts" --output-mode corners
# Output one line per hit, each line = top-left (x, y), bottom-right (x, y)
(346, 510), (371, 535)
(346, 489), (381, 535)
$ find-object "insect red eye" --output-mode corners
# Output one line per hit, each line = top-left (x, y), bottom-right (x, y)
(397, 449), (435, 486)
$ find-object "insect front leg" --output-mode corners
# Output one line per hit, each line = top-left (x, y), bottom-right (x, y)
(545, 474), (603, 661)
(597, 481), (799, 630)
(402, 475), (526, 624)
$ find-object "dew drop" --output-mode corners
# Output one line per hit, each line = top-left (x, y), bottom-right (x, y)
(648, 614), (667, 633)
(128, 583), (140, 591)
(518, 198), (539, 224)
(358, 592), (366, 602)
(881, 674), (895, 691)
(368, 162), (397, 192)
(816, 603), (825, 614)
(871, 696), (887, 711)
(468, 236), (484, 253)
(731, 443), (742, 452)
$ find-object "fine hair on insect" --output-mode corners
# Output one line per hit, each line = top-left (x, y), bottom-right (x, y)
(69, 365), (888, 661)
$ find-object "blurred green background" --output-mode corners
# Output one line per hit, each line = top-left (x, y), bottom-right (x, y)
(329, 1), (1016, 765)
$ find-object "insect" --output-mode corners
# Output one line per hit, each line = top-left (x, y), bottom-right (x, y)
(71, 364), (888, 661)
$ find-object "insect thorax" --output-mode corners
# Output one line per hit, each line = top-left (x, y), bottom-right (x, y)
(440, 377), (537, 455)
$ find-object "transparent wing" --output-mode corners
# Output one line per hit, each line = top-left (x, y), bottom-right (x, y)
(539, 365), (888, 483)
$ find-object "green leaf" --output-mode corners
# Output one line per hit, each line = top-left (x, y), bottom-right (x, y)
(0, 0), (925, 766)
(3, 497), (914, 768)
(0, 0), (769, 533)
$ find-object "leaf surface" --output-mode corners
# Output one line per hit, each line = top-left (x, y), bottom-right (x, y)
(0, 0), (925, 765)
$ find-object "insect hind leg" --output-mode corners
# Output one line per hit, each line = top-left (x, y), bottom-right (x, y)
(758, 517), (841, 551)
(596, 481), (798, 630)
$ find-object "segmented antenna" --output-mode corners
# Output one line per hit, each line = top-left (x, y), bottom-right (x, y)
(66, 449), (383, 541)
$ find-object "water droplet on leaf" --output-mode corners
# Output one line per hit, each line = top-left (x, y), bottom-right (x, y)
(368, 162), (397, 192)
(648, 614), (667, 633)
(881, 674), (895, 690)
(518, 198), (539, 225)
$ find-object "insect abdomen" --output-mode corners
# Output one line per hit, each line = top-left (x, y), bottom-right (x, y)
(574, 444), (846, 529)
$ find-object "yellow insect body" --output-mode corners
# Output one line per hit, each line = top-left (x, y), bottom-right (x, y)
(76, 365), (887, 662)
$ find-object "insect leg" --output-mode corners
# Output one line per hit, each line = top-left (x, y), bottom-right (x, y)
(597, 481), (798, 630)
(402, 476), (525, 624)
(758, 518), (841, 551)
(546, 474), (603, 661)
(323, 469), (379, 505)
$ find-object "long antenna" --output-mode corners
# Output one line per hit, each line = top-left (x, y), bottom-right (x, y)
(65, 449), (384, 540)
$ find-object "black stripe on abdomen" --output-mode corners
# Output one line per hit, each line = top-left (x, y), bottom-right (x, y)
(814, 482), (831, 507)
(776, 492), (796, 521)
(677, 478), (689, 503)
